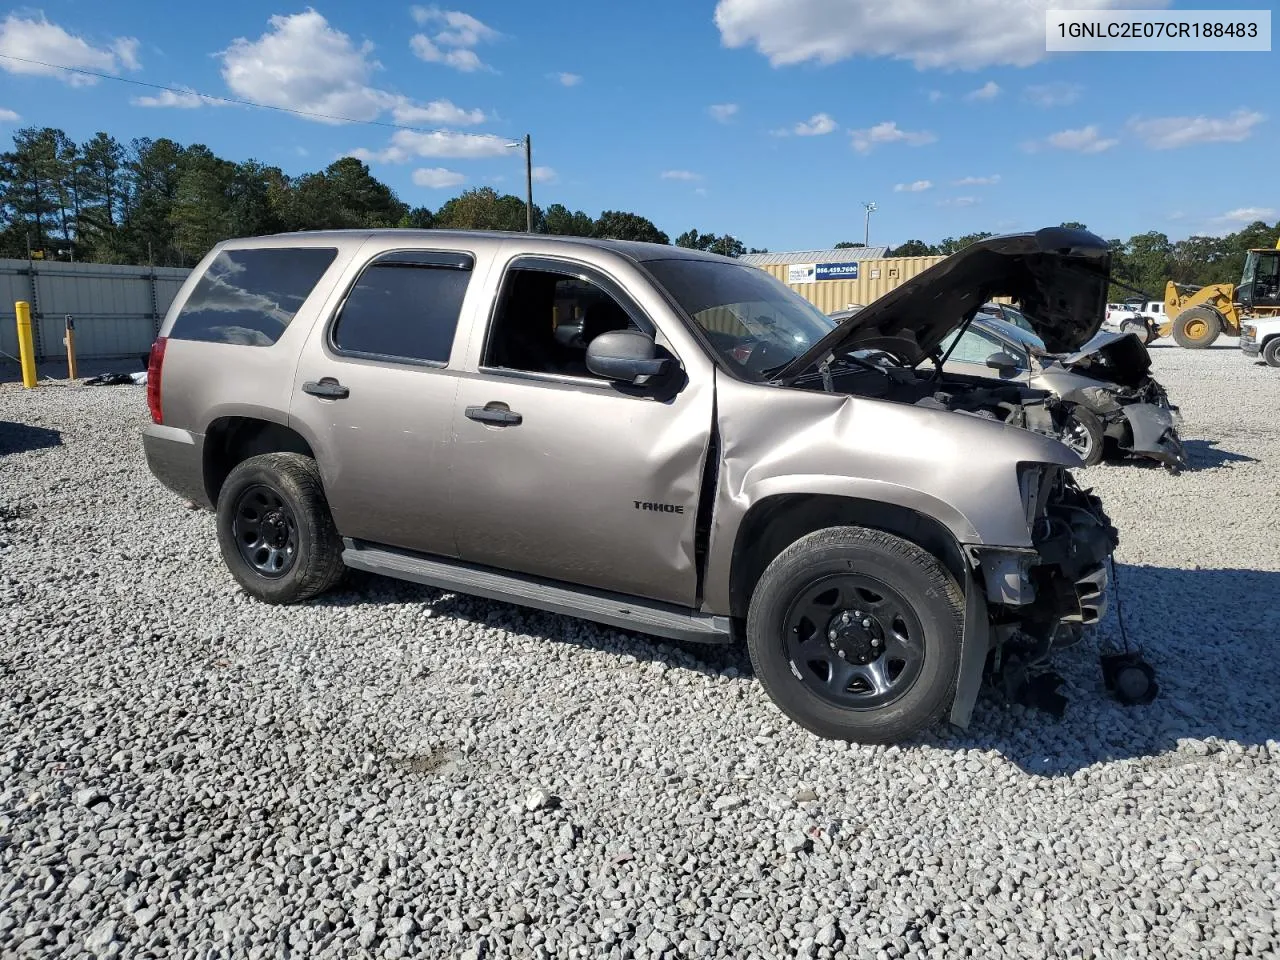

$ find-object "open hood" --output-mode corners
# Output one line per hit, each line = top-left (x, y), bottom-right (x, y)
(1055, 330), (1153, 387)
(777, 227), (1112, 384)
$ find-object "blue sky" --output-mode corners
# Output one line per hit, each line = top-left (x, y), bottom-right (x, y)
(0, 0), (1274, 251)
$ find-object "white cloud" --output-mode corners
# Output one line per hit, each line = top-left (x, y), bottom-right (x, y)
(219, 12), (484, 127)
(1128, 109), (1264, 150)
(132, 86), (227, 109)
(793, 112), (836, 136)
(927, 90), (945, 103)
(390, 99), (485, 126)
(550, 72), (581, 86)
(0, 14), (141, 86)
(695, 187), (709, 196)
(894, 180), (933, 193)
(1025, 82), (1082, 107)
(709, 103), (739, 123)
(531, 166), (557, 183)
(411, 6), (497, 45)
(661, 169), (703, 181)
(0, 107), (19, 122)
(410, 36), (483, 71)
(1025, 125), (1118, 154)
(1215, 207), (1276, 224)
(849, 121), (936, 154)
(954, 174), (1000, 186)
(964, 81), (1000, 102)
(713, 0), (1169, 70)
(352, 129), (514, 163)
(221, 11), (387, 121)
(410, 6), (497, 72)
(412, 167), (466, 188)
(939, 196), (979, 207)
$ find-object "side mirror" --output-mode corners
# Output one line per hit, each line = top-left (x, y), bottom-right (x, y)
(985, 350), (1021, 372)
(586, 330), (671, 384)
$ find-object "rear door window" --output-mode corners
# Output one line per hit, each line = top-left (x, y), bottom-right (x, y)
(331, 251), (473, 365)
(170, 247), (337, 346)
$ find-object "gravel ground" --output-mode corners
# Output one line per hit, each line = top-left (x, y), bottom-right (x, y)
(2, 342), (1278, 960)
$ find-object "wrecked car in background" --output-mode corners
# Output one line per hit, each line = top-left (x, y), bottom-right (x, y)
(938, 317), (1185, 469)
(820, 247), (1185, 471)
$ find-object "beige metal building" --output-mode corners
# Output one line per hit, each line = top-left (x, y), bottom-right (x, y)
(739, 247), (947, 314)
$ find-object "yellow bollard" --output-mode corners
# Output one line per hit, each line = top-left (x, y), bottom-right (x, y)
(15, 301), (37, 389)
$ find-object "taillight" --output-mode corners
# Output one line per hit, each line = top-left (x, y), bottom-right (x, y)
(147, 337), (167, 424)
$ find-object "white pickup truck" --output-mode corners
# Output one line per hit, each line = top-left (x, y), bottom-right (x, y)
(1104, 300), (1166, 343)
(1241, 315), (1280, 366)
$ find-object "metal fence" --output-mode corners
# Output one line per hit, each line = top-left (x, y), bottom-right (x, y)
(1, 259), (191, 365)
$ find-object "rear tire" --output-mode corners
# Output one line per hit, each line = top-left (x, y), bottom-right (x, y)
(216, 453), (345, 604)
(1172, 306), (1221, 349)
(745, 526), (963, 744)
(1263, 338), (1280, 368)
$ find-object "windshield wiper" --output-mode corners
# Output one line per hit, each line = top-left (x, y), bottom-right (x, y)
(768, 352), (893, 386)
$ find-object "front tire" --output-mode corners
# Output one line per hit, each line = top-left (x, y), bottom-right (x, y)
(746, 527), (963, 744)
(1172, 306), (1221, 349)
(1059, 405), (1105, 466)
(216, 453), (345, 604)
(1263, 338), (1280, 368)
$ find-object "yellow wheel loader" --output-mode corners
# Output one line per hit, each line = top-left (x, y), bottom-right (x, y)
(1160, 239), (1280, 348)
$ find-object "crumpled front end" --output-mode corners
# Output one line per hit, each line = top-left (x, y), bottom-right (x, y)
(959, 470), (1119, 720)
(1054, 334), (1187, 471)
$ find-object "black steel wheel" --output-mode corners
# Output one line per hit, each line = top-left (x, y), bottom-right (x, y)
(216, 453), (345, 604)
(746, 526), (963, 743)
(231, 484), (299, 578)
(783, 574), (925, 710)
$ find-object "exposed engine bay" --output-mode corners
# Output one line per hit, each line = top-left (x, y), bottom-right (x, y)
(793, 358), (1072, 441)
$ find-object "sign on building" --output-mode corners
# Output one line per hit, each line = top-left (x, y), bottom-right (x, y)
(787, 263), (816, 284)
(815, 261), (859, 281)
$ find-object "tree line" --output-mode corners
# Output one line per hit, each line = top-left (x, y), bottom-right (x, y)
(0, 126), (758, 267)
(3, 126), (1276, 302)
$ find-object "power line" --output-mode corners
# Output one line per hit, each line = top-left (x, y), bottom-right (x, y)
(0, 53), (458, 134)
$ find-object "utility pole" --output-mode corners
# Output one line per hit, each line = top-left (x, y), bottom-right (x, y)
(862, 201), (877, 247)
(508, 134), (535, 232)
(524, 133), (533, 233)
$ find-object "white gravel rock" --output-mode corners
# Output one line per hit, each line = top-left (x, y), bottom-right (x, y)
(2, 343), (1279, 958)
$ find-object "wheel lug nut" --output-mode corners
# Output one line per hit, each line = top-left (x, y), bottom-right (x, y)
(828, 629), (837, 640)
(837, 651), (847, 660)
(862, 619), (871, 628)
(871, 638), (880, 647)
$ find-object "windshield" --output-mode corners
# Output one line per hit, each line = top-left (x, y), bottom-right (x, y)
(644, 259), (836, 380)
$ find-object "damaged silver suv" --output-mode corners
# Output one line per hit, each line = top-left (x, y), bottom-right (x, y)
(143, 226), (1119, 743)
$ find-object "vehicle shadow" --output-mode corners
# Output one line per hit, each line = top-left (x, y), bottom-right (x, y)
(1104, 439), (1256, 471)
(941, 563), (1280, 774)
(1180, 439), (1258, 470)
(314, 564), (1277, 776)
(0, 421), (63, 457)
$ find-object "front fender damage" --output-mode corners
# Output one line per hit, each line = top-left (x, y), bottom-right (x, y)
(949, 473), (1119, 728)
(1120, 402), (1186, 470)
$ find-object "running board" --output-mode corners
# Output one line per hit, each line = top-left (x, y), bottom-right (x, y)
(341, 539), (734, 645)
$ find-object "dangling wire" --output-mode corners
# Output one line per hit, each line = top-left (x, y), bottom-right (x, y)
(1108, 555), (1136, 656)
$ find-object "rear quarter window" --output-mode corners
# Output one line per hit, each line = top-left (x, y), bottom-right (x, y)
(169, 247), (338, 346)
